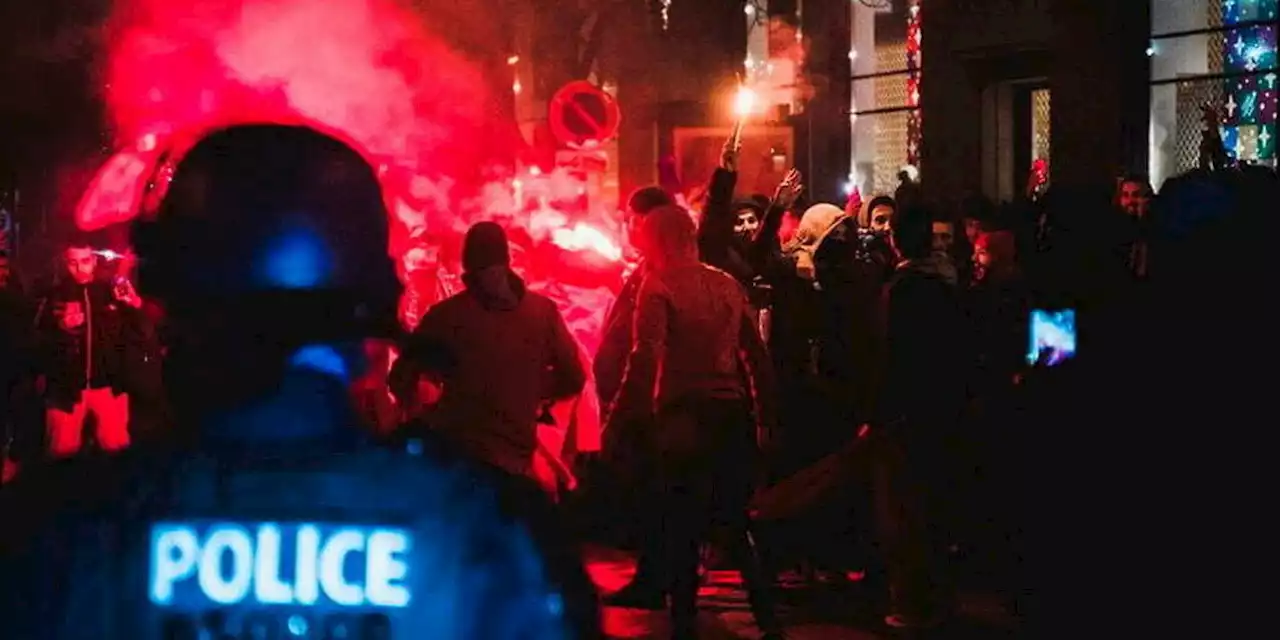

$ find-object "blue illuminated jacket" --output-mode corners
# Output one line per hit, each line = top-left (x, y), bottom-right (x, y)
(0, 436), (599, 639)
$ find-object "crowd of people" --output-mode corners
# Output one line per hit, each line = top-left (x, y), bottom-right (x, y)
(1, 121), (1276, 638)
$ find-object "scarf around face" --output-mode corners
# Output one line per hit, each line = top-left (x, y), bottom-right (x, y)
(785, 203), (848, 282)
(464, 265), (524, 311)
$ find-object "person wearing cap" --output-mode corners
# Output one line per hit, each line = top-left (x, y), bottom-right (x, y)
(401, 221), (586, 482)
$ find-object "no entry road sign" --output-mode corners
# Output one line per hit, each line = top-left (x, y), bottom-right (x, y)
(549, 81), (621, 146)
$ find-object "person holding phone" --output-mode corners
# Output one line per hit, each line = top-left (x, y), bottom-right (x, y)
(34, 241), (145, 458)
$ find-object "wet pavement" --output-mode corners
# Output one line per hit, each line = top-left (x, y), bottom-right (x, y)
(587, 547), (1020, 639)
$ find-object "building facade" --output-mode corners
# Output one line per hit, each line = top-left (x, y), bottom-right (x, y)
(917, 0), (1274, 206)
(611, 0), (1275, 211)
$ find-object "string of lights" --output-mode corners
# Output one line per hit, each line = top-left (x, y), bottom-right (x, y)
(653, 1), (770, 32)
(1219, 0), (1277, 163)
(906, 0), (923, 167)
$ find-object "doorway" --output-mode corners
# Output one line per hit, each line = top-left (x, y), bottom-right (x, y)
(982, 80), (1050, 202)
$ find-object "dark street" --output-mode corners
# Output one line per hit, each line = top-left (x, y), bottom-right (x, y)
(587, 547), (1018, 639)
(1, 0), (1275, 637)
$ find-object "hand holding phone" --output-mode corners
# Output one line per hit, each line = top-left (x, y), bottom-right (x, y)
(58, 301), (85, 331)
(1027, 309), (1076, 367)
(113, 277), (143, 309)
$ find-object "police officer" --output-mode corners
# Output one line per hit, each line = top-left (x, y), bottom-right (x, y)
(0, 124), (599, 639)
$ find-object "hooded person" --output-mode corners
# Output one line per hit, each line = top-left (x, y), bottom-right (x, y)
(786, 203), (848, 282)
(804, 202), (892, 422)
(858, 195), (897, 236)
(876, 205), (969, 629)
(694, 139), (786, 291)
(595, 185), (675, 412)
(775, 203), (890, 576)
(402, 221), (586, 481)
(0, 125), (599, 639)
(732, 197), (768, 246)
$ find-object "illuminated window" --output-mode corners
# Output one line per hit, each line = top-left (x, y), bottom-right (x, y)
(1150, 0), (1278, 189)
(850, 0), (922, 198)
(1032, 88), (1052, 164)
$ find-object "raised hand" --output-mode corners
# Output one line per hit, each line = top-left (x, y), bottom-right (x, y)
(721, 135), (742, 172)
(113, 277), (143, 309)
(773, 168), (803, 208)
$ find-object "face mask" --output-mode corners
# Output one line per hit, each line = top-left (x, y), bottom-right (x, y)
(793, 248), (816, 281)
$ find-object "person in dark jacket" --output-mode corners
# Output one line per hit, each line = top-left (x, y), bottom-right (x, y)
(398, 221), (586, 481)
(695, 138), (804, 293)
(695, 138), (752, 285)
(595, 185), (676, 415)
(34, 242), (147, 458)
(590, 185), (676, 593)
(604, 204), (783, 639)
(875, 206), (968, 629)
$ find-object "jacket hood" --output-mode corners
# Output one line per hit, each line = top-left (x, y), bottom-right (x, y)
(463, 265), (526, 311)
(790, 204), (847, 250)
(783, 203), (849, 282)
(731, 197), (769, 217)
(858, 195), (896, 228)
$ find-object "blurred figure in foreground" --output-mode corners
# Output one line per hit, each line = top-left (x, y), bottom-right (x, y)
(603, 205), (783, 639)
(0, 124), (598, 639)
(1022, 166), (1277, 637)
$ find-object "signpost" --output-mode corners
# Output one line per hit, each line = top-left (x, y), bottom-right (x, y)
(548, 81), (621, 147)
(554, 146), (608, 174)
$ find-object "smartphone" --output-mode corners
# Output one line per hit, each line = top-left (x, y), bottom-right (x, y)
(113, 276), (131, 299)
(1027, 309), (1077, 367)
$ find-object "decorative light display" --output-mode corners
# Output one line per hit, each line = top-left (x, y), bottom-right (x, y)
(1221, 0), (1278, 164)
(905, 0), (923, 167)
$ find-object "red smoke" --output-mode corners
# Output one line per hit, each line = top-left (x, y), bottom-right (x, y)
(103, 0), (502, 177)
(83, 0), (627, 288)
(83, 0), (515, 243)
(77, 0), (624, 447)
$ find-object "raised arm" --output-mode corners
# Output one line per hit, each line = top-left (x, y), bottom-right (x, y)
(697, 138), (741, 269)
(748, 168), (803, 274)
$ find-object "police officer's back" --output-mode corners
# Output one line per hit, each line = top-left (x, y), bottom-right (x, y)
(0, 125), (598, 639)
